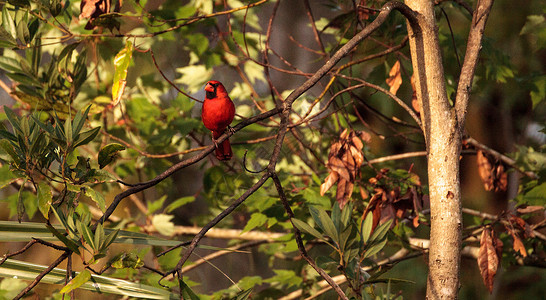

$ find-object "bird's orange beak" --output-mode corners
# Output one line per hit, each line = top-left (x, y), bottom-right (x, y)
(204, 82), (215, 92)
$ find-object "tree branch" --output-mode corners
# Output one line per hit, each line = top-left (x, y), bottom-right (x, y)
(454, 0), (494, 128)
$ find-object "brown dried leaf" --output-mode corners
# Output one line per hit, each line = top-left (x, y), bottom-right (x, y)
(320, 171), (339, 196)
(510, 232), (528, 257)
(349, 145), (364, 167)
(478, 228), (499, 294)
(477, 150), (494, 191)
(495, 164), (507, 192)
(359, 186), (369, 200)
(386, 60), (402, 95)
(80, 0), (102, 20)
(360, 131), (372, 143)
(328, 142), (342, 158)
(336, 179), (354, 209)
(413, 215), (419, 227)
(342, 149), (356, 171)
(328, 156), (351, 181)
(510, 215), (527, 231)
(340, 128), (349, 140)
(410, 73), (420, 113)
(362, 191), (382, 231)
(352, 136), (363, 150)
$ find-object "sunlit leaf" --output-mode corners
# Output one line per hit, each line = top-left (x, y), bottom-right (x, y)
(37, 181), (52, 219)
(60, 269), (91, 294)
(151, 214), (175, 236)
(85, 187), (106, 212)
(112, 40), (133, 106)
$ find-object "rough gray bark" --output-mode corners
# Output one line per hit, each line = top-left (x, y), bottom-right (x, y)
(405, 0), (494, 299)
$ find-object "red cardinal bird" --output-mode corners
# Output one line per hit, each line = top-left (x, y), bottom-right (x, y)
(201, 80), (235, 160)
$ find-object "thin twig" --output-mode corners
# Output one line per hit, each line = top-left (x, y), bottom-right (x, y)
(465, 136), (538, 179)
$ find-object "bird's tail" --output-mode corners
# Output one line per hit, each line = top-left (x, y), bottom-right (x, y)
(213, 131), (232, 161)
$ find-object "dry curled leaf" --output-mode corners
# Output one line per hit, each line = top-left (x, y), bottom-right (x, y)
(386, 60), (402, 95)
(320, 130), (369, 208)
(410, 73), (420, 113)
(478, 228), (500, 294)
(510, 232), (528, 257)
(477, 150), (507, 192)
(80, 0), (123, 30)
(320, 172), (338, 196)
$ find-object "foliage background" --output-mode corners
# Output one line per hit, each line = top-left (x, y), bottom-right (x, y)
(0, 0), (544, 299)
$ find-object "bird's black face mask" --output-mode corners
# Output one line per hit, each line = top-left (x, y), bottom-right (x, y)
(205, 83), (219, 99)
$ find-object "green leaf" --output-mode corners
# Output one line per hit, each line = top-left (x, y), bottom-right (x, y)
(16, 181), (25, 222)
(45, 224), (81, 253)
(520, 15), (545, 35)
(340, 202), (352, 228)
(369, 219), (392, 244)
(85, 187), (106, 212)
(16, 15), (29, 44)
(165, 196), (195, 213)
(110, 252), (144, 269)
(0, 56), (22, 73)
(98, 143), (125, 169)
(72, 105), (91, 137)
(264, 269), (302, 288)
(77, 220), (95, 250)
(101, 228), (119, 250)
(147, 195), (167, 215)
(363, 236), (388, 259)
(73, 126), (100, 149)
(331, 202), (341, 233)
(4, 106), (22, 134)
(2, 6), (17, 41)
(64, 116), (73, 145)
(310, 206), (339, 244)
(361, 212), (374, 244)
(94, 222), (105, 250)
(291, 218), (323, 240)
(180, 280), (201, 300)
(112, 40), (133, 104)
(0, 26), (17, 48)
(235, 288), (253, 300)
(242, 212), (268, 233)
(37, 181), (52, 219)
(151, 214), (175, 236)
(0, 139), (20, 164)
(530, 75), (546, 108)
(60, 269), (91, 294)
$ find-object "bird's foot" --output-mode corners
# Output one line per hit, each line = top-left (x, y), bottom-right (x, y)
(211, 138), (219, 148)
(227, 125), (236, 134)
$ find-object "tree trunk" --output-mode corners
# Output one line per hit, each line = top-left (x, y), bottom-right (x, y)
(405, 0), (463, 299)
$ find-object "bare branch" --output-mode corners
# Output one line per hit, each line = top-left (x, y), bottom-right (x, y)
(454, 0), (494, 128)
(465, 136), (538, 179)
